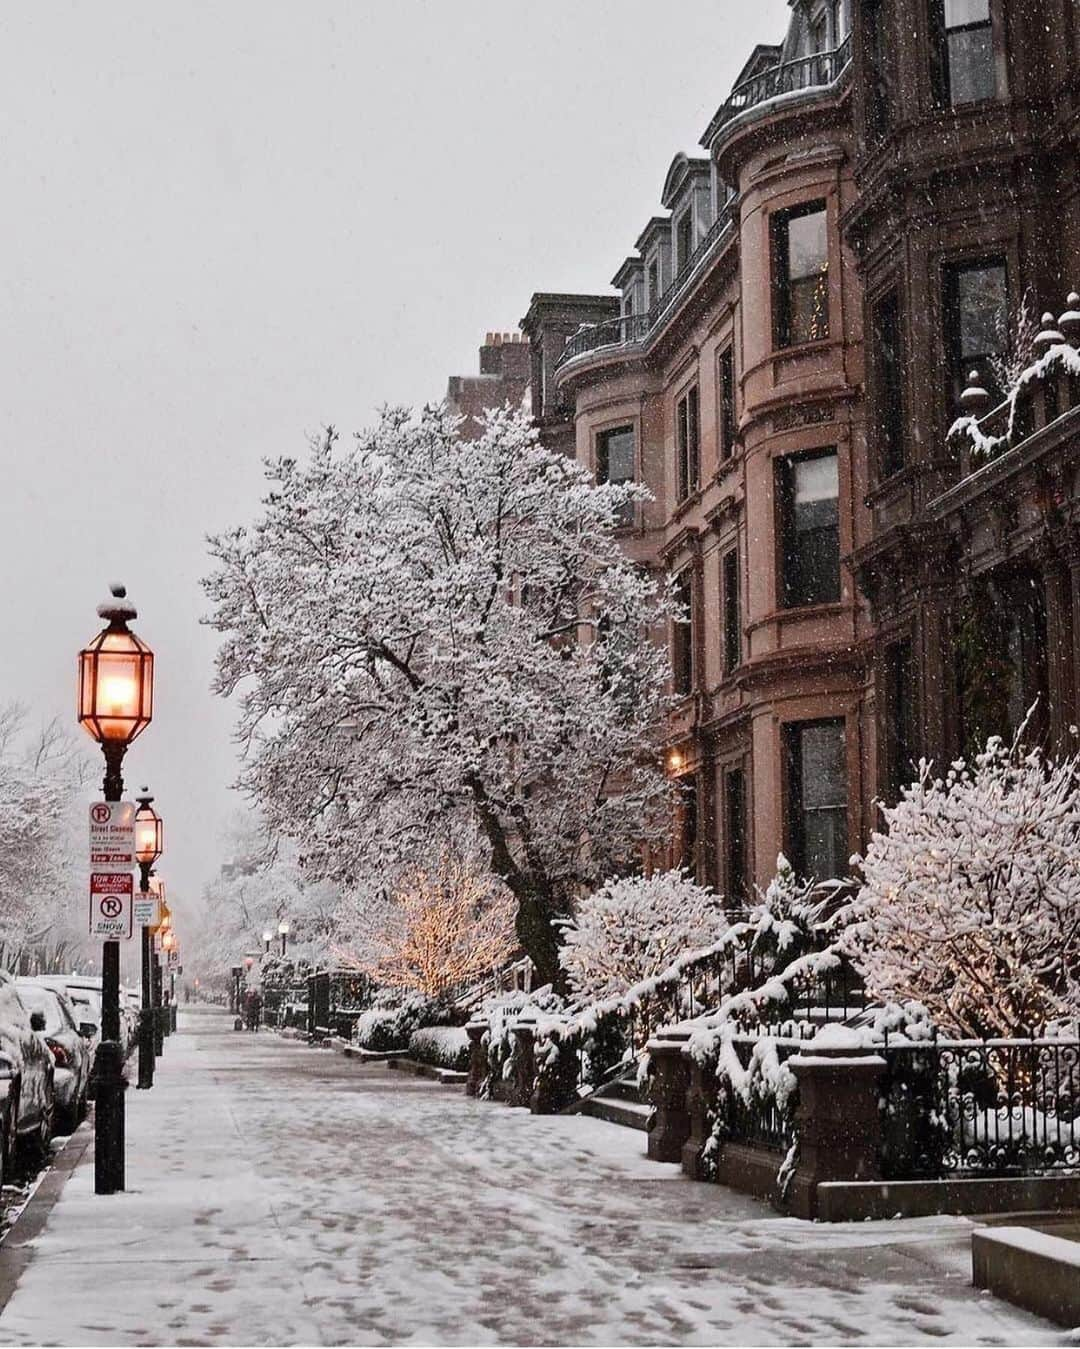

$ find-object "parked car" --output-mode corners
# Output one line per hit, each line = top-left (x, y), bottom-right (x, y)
(122, 987), (141, 1054)
(16, 981), (94, 1132)
(0, 973), (56, 1179)
(36, 976), (102, 1041)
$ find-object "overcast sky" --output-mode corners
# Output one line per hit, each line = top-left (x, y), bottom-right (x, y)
(0, 0), (790, 929)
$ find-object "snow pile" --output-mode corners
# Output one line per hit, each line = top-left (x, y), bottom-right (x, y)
(408, 1025), (471, 1072)
(353, 991), (439, 1052)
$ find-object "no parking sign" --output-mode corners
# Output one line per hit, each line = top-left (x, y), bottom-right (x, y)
(89, 872), (134, 939)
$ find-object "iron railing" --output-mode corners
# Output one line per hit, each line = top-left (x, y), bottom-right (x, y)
(556, 205), (736, 372)
(721, 1029), (812, 1152)
(539, 922), (865, 1099)
(554, 39), (851, 377)
(714, 37), (852, 133)
(879, 1034), (1080, 1180)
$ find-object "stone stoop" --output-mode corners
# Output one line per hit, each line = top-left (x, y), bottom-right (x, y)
(579, 1077), (654, 1133)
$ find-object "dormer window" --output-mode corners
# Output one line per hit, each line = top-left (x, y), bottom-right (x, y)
(676, 211), (694, 273)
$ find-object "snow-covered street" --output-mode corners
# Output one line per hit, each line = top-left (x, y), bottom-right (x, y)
(0, 1007), (1063, 1347)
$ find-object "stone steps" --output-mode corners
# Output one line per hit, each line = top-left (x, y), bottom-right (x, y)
(579, 1077), (654, 1132)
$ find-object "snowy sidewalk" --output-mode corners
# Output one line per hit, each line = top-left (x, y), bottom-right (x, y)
(0, 1006), (1066, 1346)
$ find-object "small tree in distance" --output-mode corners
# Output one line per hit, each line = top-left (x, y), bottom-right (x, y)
(333, 851), (517, 1000)
(843, 729), (1080, 1038)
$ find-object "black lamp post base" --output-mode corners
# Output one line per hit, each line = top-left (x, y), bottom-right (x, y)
(92, 1039), (126, 1193)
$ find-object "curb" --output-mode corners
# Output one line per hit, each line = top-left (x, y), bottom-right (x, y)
(0, 1118), (95, 1317)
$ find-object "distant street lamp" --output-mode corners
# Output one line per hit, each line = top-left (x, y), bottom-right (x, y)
(78, 584), (154, 1196)
(262, 930), (272, 955)
(278, 920), (290, 958)
(161, 928), (179, 1029)
(133, 788), (163, 1091)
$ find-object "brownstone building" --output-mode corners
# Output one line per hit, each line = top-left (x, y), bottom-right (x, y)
(446, 331), (532, 439)
(517, 0), (1080, 900)
(846, 0), (1080, 789)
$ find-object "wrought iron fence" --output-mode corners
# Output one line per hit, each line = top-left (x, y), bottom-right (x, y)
(545, 923), (866, 1100)
(722, 1031), (811, 1152)
(880, 1035), (1080, 1179)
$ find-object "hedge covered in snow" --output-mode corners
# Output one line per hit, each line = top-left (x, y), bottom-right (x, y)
(353, 991), (437, 1051)
(408, 1025), (470, 1072)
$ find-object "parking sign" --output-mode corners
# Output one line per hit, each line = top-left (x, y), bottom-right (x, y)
(89, 872), (134, 939)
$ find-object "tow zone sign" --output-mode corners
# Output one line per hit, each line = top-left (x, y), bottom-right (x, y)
(89, 872), (134, 940)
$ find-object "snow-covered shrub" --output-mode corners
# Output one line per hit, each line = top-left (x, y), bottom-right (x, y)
(558, 870), (728, 1003)
(746, 854), (832, 970)
(843, 730), (1080, 1038)
(353, 990), (438, 1051)
(408, 1025), (470, 1072)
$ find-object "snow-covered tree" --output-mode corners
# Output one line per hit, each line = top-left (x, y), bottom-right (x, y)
(0, 706), (93, 971)
(203, 404), (675, 985)
(186, 812), (341, 978)
(558, 870), (727, 1003)
(332, 849), (516, 1000)
(843, 730), (1080, 1037)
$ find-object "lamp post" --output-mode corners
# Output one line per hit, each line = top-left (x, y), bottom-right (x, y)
(161, 928), (177, 1032)
(230, 964), (242, 1016)
(78, 583), (154, 1196)
(262, 930), (272, 956)
(278, 920), (289, 958)
(133, 789), (163, 1091)
(155, 894), (171, 1047)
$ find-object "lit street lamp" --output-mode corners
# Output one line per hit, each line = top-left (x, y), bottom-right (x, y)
(133, 788), (162, 1091)
(278, 920), (290, 958)
(78, 583), (154, 1196)
(262, 930), (272, 955)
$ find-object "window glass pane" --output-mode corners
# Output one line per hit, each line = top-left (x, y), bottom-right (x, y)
(785, 208), (829, 345)
(945, 0), (989, 24)
(957, 263), (1006, 360)
(787, 210), (827, 282)
(782, 451), (839, 607)
(948, 27), (994, 104)
(875, 291), (904, 476)
(793, 720), (848, 882)
(800, 721), (846, 811)
(672, 571), (694, 695)
(726, 767), (747, 901)
(719, 347), (736, 455)
(597, 426), (634, 528)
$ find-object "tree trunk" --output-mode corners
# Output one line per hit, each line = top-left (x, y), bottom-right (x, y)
(514, 890), (564, 992)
